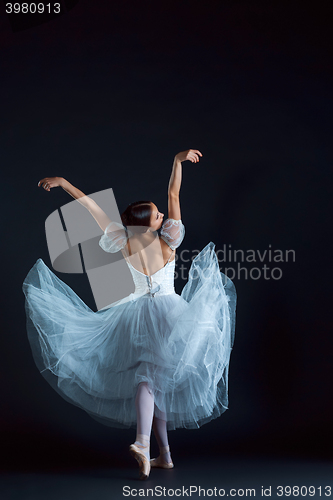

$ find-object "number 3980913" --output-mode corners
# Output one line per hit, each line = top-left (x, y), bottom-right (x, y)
(5, 3), (61, 14)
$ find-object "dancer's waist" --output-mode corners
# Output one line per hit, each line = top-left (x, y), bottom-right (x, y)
(133, 286), (175, 297)
(133, 279), (175, 297)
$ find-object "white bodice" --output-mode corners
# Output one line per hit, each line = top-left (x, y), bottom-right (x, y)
(125, 255), (176, 298)
(98, 218), (185, 301)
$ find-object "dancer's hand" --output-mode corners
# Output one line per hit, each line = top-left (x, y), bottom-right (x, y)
(38, 177), (63, 192)
(175, 149), (203, 163)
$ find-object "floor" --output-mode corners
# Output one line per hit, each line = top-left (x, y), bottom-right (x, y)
(1, 456), (331, 500)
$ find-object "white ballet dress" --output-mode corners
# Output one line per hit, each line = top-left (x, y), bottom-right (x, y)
(22, 218), (236, 430)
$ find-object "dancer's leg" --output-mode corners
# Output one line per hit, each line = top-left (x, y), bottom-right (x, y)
(134, 382), (154, 461)
(152, 406), (172, 464)
(152, 407), (169, 447)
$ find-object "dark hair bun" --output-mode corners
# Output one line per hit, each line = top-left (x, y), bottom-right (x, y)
(121, 201), (153, 234)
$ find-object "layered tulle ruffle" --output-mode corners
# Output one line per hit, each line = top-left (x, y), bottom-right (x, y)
(22, 242), (236, 430)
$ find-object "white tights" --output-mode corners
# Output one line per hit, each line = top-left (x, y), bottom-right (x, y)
(134, 382), (171, 463)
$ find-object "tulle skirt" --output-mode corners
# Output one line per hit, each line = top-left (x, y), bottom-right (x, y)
(22, 242), (236, 430)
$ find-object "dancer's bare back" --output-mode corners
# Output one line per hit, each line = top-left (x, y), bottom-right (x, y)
(121, 232), (175, 278)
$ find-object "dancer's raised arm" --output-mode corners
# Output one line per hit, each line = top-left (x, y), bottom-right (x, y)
(37, 176), (112, 233)
(168, 149), (202, 220)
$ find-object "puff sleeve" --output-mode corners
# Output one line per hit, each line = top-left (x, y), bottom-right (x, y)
(160, 218), (185, 250)
(99, 221), (128, 253)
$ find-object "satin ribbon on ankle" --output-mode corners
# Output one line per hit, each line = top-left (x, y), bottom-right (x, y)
(135, 433), (150, 447)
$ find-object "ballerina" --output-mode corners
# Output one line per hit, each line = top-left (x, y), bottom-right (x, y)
(23, 149), (237, 480)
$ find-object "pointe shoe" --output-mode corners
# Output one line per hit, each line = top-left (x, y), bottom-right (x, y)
(129, 434), (151, 480)
(150, 445), (174, 469)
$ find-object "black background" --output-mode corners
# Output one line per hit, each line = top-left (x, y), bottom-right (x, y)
(1, 0), (332, 482)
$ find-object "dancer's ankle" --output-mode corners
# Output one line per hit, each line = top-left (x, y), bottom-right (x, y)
(159, 445), (172, 464)
(134, 433), (150, 461)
